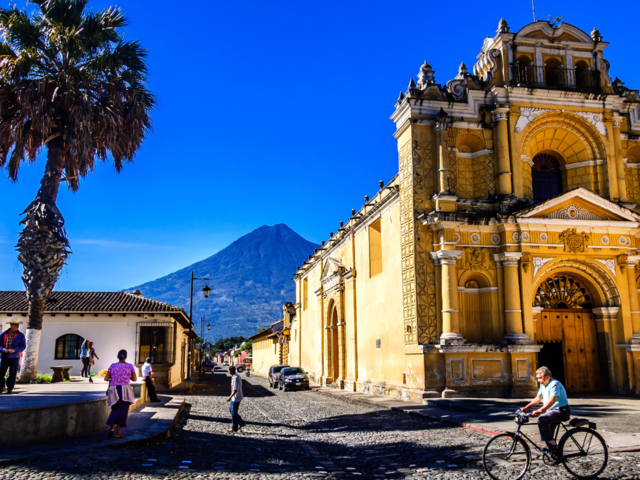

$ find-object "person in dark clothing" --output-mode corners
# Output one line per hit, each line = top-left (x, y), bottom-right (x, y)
(0, 319), (27, 394)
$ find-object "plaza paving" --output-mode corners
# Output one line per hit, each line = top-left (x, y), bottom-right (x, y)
(2, 368), (640, 479)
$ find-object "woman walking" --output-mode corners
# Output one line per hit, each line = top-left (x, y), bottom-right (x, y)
(86, 341), (99, 383)
(80, 339), (91, 377)
(104, 349), (137, 438)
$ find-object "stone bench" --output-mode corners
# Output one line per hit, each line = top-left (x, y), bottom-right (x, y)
(50, 365), (72, 383)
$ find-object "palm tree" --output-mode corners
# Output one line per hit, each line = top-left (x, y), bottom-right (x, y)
(0, 0), (154, 382)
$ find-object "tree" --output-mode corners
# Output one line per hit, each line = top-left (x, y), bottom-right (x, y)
(0, 0), (154, 382)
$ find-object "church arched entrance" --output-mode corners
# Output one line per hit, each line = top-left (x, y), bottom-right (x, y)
(534, 274), (602, 393)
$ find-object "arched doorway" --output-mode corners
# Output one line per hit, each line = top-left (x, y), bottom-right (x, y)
(330, 305), (339, 382)
(534, 274), (602, 393)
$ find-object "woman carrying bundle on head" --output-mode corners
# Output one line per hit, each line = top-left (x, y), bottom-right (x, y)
(104, 349), (137, 438)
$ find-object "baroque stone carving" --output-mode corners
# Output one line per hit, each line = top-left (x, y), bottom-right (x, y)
(521, 253), (532, 273)
(490, 234), (500, 245)
(601, 235), (609, 245)
(470, 233), (481, 244)
(514, 108), (551, 133)
(560, 229), (589, 253)
(465, 248), (483, 270)
(512, 232), (521, 242)
(596, 259), (617, 278)
(543, 204), (603, 221)
(521, 232), (530, 242)
(533, 257), (553, 276)
(575, 112), (608, 137)
(618, 236), (630, 246)
(539, 233), (548, 242)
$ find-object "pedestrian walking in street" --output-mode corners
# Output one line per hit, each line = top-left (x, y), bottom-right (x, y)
(104, 349), (137, 438)
(141, 357), (161, 402)
(0, 319), (26, 394)
(86, 341), (99, 383)
(80, 338), (91, 378)
(226, 365), (246, 433)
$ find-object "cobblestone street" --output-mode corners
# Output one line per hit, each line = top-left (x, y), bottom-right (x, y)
(2, 369), (640, 480)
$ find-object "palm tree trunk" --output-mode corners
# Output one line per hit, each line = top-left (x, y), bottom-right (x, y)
(17, 138), (70, 383)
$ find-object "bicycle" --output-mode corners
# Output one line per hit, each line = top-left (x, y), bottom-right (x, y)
(483, 410), (608, 480)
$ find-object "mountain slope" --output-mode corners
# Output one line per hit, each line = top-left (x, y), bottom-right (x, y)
(127, 224), (318, 338)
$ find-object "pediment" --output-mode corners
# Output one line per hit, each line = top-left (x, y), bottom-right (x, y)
(320, 257), (345, 282)
(516, 22), (593, 44)
(515, 188), (640, 223)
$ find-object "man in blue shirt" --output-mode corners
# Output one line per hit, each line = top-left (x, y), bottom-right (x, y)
(522, 366), (570, 451)
(0, 319), (27, 394)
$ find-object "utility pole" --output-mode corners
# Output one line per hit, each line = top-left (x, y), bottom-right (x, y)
(532, 0), (536, 22)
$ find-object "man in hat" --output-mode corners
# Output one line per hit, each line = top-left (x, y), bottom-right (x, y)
(0, 319), (27, 394)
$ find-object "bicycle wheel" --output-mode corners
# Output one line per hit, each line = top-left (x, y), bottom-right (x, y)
(559, 427), (608, 479)
(483, 433), (531, 480)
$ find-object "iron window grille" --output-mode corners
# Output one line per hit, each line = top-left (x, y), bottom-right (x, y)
(136, 321), (174, 365)
(54, 334), (85, 360)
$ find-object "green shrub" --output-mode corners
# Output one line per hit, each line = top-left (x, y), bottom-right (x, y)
(36, 373), (52, 383)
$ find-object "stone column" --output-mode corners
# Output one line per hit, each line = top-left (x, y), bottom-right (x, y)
(613, 115), (628, 202)
(492, 107), (513, 196)
(624, 255), (640, 344)
(431, 250), (464, 344)
(494, 252), (530, 344)
(436, 111), (451, 194)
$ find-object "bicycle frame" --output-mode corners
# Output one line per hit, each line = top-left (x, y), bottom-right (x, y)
(509, 413), (571, 455)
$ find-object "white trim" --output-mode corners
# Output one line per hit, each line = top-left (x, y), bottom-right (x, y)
(517, 218), (640, 228)
(505, 310), (522, 313)
(441, 309), (460, 313)
(559, 159), (604, 171)
(448, 147), (494, 158)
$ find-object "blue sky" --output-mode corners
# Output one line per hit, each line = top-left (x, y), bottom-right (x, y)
(0, 0), (637, 291)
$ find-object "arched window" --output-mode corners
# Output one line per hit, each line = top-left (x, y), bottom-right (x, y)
(55, 334), (85, 360)
(544, 57), (563, 87)
(574, 60), (590, 89)
(532, 153), (563, 202)
(516, 55), (534, 84)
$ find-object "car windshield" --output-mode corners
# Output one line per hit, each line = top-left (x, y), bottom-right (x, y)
(282, 368), (305, 376)
(273, 365), (288, 373)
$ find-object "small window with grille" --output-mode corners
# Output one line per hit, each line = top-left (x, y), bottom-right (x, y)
(532, 153), (563, 203)
(54, 334), (85, 359)
(137, 321), (174, 364)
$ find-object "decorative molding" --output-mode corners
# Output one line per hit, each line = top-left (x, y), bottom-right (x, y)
(559, 159), (604, 171)
(560, 228), (589, 253)
(596, 259), (617, 278)
(521, 155), (533, 167)
(512, 232), (521, 242)
(449, 147), (494, 158)
(533, 257), (553, 276)
(521, 232), (530, 242)
(539, 233), (548, 242)
(493, 252), (523, 266)
(470, 233), (481, 244)
(618, 236), (630, 246)
(600, 235), (609, 245)
(543, 204), (604, 221)
(492, 110), (509, 123)
(575, 111), (608, 137)
(490, 234), (501, 245)
(515, 108), (551, 133)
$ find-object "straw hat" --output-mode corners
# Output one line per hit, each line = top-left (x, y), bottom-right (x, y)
(6, 318), (23, 325)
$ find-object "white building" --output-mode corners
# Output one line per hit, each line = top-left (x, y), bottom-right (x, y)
(0, 290), (196, 388)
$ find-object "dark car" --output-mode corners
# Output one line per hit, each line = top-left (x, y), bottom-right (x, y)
(268, 364), (289, 389)
(203, 363), (215, 374)
(279, 367), (310, 392)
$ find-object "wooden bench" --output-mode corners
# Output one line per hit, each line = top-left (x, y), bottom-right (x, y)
(50, 365), (73, 383)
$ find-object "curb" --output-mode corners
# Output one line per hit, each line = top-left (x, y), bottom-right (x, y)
(0, 398), (187, 466)
(315, 390), (640, 454)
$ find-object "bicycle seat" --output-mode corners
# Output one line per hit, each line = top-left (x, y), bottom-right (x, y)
(569, 418), (589, 428)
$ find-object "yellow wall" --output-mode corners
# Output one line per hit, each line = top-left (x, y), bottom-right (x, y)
(251, 333), (280, 375)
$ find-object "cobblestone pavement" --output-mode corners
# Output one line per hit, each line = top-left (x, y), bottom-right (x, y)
(2, 369), (640, 479)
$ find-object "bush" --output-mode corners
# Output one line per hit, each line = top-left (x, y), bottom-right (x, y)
(36, 373), (52, 383)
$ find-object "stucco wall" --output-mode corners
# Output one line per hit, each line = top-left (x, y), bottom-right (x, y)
(252, 334), (280, 374)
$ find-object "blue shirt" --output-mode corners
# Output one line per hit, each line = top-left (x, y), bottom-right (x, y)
(538, 378), (569, 409)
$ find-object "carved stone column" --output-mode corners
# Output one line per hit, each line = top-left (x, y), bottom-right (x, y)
(493, 107), (513, 196)
(613, 115), (628, 202)
(494, 252), (530, 344)
(431, 250), (465, 344)
(624, 255), (640, 343)
(436, 109), (451, 194)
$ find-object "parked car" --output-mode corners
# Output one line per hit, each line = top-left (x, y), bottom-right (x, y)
(278, 367), (310, 392)
(203, 363), (215, 374)
(223, 361), (229, 366)
(268, 364), (289, 389)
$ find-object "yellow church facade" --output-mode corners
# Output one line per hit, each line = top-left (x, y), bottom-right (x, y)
(290, 20), (640, 400)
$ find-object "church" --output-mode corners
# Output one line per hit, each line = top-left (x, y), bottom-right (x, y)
(289, 20), (640, 399)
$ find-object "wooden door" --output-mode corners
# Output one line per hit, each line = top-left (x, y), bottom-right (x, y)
(536, 309), (601, 393)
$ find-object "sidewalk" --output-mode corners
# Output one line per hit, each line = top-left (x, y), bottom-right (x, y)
(315, 388), (640, 452)
(0, 394), (186, 465)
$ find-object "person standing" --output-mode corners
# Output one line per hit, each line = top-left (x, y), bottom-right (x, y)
(226, 365), (246, 433)
(87, 341), (100, 383)
(80, 339), (91, 378)
(0, 319), (26, 394)
(141, 357), (161, 402)
(104, 349), (137, 438)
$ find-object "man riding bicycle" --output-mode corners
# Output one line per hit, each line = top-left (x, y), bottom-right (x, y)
(521, 366), (570, 453)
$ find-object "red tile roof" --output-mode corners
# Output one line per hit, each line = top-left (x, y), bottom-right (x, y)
(0, 291), (186, 315)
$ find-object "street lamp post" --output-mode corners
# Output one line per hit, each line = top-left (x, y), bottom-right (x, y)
(199, 317), (211, 375)
(189, 271), (211, 378)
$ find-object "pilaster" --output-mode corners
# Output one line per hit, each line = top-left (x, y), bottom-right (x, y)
(431, 250), (465, 345)
(492, 107), (513, 196)
(493, 252), (530, 345)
